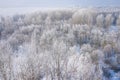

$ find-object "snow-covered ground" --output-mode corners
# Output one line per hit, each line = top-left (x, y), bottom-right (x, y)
(109, 26), (118, 32)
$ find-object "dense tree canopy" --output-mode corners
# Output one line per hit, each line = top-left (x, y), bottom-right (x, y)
(0, 8), (120, 80)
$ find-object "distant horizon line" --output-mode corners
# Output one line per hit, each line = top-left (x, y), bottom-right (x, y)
(0, 6), (120, 16)
(0, 6), (120, 8)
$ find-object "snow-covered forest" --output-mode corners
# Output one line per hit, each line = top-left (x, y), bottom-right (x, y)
(0, 8), (120, 80)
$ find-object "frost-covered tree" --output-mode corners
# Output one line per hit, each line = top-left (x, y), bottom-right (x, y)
(77, 48), (103, 80)
(105, 14), (114, 29)
(40, 28), (57, 50)
(0, 16), (2, 24)
(17, 17), (24, 26)
(3, 16), (13, 28)
(30, 28), (41, 54)
(18, 53), (43, 80)
(0, 42), (13, 80)
(50, 40), (68, 80)
(96, 14), (105, 28)
(117, 15), (120, 28)
(103, 44), (113, 57)
(80, 44), (93, 53)
(90, 28), (103, 48)
(72, 25), (90, 46)
(72, 9), (96, 26)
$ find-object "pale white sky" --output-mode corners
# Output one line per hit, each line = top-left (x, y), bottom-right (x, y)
(0, 0), (120, 8)
(0, 0), (120, 16)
